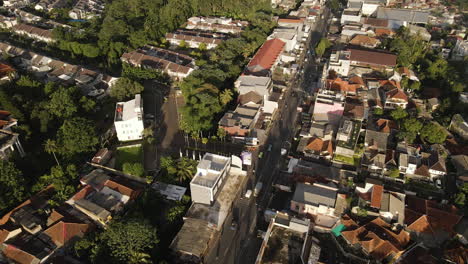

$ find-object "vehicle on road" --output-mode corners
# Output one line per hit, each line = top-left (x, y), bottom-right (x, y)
(258, 152), (264, 158)
(145, 114), (155, 119)
(254, 182), (263, 197)
(267, 144), (272, 152)
(245, 190), (253, 198)
(281, 148), (287, 155)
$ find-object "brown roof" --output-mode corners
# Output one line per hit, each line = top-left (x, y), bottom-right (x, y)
(376, 119), (398, 133)
(44, 221), (91, 247)
(2, 245), (37, 264)
(326, 78), (361, 93)
(247, 38), (285, 72)
(370, 185), (383, 208)
(342, 217), (410, 261)
(104, 179), (141, 200)
(349, 35), (380, 47)
(375, 28), (395, 37)
(70, 185), (94, 201)
(405, 196), (461, 236)
(349, 75), (364, 85)
(349, 49), (397, 67)
(238, 91), (263, 105)
(364, 18), (389, 27)
(305, 137), (333, 156)
(444, 244), (468, 264)
(385, 88), (408, 102)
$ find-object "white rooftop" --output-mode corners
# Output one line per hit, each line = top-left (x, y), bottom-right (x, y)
(191, 153), (230, 188)
(115, 94), (143, 122)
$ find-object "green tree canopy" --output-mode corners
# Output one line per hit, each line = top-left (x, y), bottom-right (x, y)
(315, 38), (331, 57)
(0, 160), (25, 210)
(420, 122), (447, 144)
(122, 162), (145, 177)
(390, 107), (408, 121)
(55, 117), (98, 157)
(110, 77), (144, 100)
(398, 118), (423, 143)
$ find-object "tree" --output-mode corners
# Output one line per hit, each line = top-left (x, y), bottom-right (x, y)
(315, 38), (331, 57)
(175, 157), (197, 183)
(166, 205), (185, 222)
(0, 160), (25, 210)
(55, 117), (98, 157)
(398, 118), (423, 143)
(44, 139), (60, 166)
(33, 165), (79, 204)
(455, 192), (465, 206)
(179, 40), (188, 49)
(45, 86), (78, 119)
(409, 81), (421, 91)
(390, 107), (408, 121)
(220, 89), (233, 106)
(373, 108), (383, 115)
(110, 77), (144, 100)
(420, 122), (447, 144)
(356, 208), (368, 217)
(122, 162), (145, 177)
(389, 168), (400, 178)
(198, 42), (207, 51)
(99, 218), (158, 263)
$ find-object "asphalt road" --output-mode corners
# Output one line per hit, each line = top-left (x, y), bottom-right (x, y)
(255, 7), (332, 211)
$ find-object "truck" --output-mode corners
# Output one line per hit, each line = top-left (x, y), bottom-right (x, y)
(254, 182), (263, 197)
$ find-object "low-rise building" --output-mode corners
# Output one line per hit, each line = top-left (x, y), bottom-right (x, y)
(335, 119), (361, 158)
(218, 101), (261, 137)
(186, 16), (248, 34)
(69, 0), (105, 20)
(340, 215), (411, 262)
(234, 75), (272, 97)
(171, 154), (251, 264)
(452, 38), (468, 60)
(114, 94), (144, 142)
(121, 46), (195, 80)
(291, 183), (340, 229)
(245, 38), (285, 76)
(376, 7), (430, 25)
(34, 0), (68, 12)
(255, 213), (312, 264)
(341, 9), (362, 24)
(349, 35), (381, 48)
(12, 24), (54, 43)
(165, 29), (228, 49)
(296, 137), (334, 159)
(0, 110), (25, 160)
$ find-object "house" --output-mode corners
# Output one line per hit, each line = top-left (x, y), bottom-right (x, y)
(356, 181), (405, 223)
(165, 29), (228, 49)
(348, 0), (386, 16)
(404, 196), (461, 247)
(68, 171), (144, 226)
(349, 35), (381, 48)
(407, 25), (432, 41)
(450, 114), (468, 141)
(185, 17), (248, 34)
(362, 149), (398, 176)
(312, 91), (345, 127)
(0, 111), (25, 160)
(114, 94), (144, 142)
(343, 96), (365, 121)
(296, 137), (334, 159)
(255, 214), (313, 264)
(91, 148), (112, 165)
(234, 75), (272, 97)
(451, 155), (468, 184)
(171, 155), (250, 264)
(364, 130), (389, 153)
(335, 119), (361, 158)
(245, 38), (285, 76)
(327, 49), (396, 77)
(12, 24), (54, 43)
(402, 151), (446, 181)
(0, 186), (96, 264)
(69, 0), (105, 20)
(291, 183), (340, 228)
(34, 0), (68, 12)
(218, 102), (261, 137)
(340, 216), (411, 262)
(121, 46), (195, 80)
(0, 15), (18, 28)
(325, 77), (362, 95)
(381, 81), (408, 109)
(341, 9), (362, 24)
(376, 7), (430, 25)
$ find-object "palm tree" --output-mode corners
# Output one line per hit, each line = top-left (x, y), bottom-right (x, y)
(128, 251), (151, 264)
(44, 139), (60, 166)
(175, 158), (196, 183)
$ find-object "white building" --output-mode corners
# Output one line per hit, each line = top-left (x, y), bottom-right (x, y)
(114, 94), (144, 142)
(234, 75), (272, 97)
(190, 153), (235, 205)
(341, 9), (362, 24)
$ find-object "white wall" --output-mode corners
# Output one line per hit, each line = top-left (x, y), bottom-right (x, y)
(115, 119), (144, 142)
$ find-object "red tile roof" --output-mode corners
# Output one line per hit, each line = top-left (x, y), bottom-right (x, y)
(385, 88), (408, 102)
(247, 39), (285, 72)
(326, 78), (361, 93)
(104, 179), (141, 200)
(375, 28), (395, 37)
(70, 185), (94, 201)
(376, 119), (398, 133)
(278, 18), (305, 24)
(44, 221), (91, 247)
(3, 244), (38, 264)
(370, 185), (383, 208)
(349, 35), (380, 47)
(305, 137), (333, 156)
(349, 49), (397, 67)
